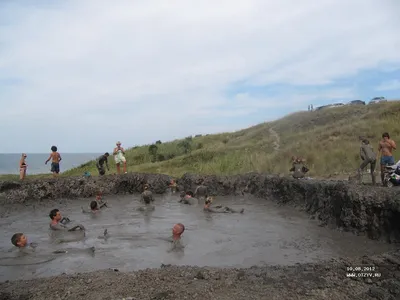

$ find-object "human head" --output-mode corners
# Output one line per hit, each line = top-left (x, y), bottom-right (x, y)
(90, 201), (99, 210)
(116, 141), (121, 146)
(205, 197), (213, 208)
(172, 223), (185, 238)
(21, 153), (27, 158)
(104, 152), (110, 157)
(185, 191), (194, 197)
(144, 184), (149, 190)
(96, 193), (102, 200)
(382, 132), (390, 140)
(51, 146), (57, 152)
(11, 233), (27, 247)
(49, 209), (62, 221)
(362, 139), (370, 145)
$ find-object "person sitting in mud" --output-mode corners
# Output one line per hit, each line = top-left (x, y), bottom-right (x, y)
(10, 233), (72, 254)
(203, 197), (244, 213)
(82, 201), (101, 214)
(289, 157), (309, 179)
(179, 191), (198, 205)
(194, 179), (208, 202)
(168, 223), (185, 252)
(95, 193), (108, 208)
(169, 179), (177, 193)
(96, 152), (110, 176)
(49, 209), (85, 231)
(141, 184), (154, 203)
(358, 139), (377, 185)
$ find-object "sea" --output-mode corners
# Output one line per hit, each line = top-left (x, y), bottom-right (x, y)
(0, 153), (101, 175)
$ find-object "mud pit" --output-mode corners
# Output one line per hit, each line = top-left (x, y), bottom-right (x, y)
(1, 172), (400, 300)
(2, 194), (395, 283)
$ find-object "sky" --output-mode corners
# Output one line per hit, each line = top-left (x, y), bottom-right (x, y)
(0, 0), (399, 153)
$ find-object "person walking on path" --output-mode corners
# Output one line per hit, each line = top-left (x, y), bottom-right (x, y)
(45, 146), (62, 178)
(113, 141), (127, 174)
(19, 153), (27, 180)
(378, 132), (396, 184)
(358, 139), (377, 185)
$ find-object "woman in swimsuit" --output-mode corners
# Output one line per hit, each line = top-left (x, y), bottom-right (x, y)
(19, 153), (27, 180)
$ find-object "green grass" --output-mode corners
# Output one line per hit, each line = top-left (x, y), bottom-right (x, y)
(2, 101), (399, 180)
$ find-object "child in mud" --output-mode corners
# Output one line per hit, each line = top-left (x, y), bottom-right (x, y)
(203, 197), (244, 213)
(45, 146), (62, 177)
(49, 209), (85, 231)
(81, 201), (101, 214)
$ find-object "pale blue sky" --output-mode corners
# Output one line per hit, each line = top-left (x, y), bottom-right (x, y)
(0, 0), (399, 153)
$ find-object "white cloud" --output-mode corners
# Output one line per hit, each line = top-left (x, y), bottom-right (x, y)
(375, 80), (400, 91)
(0, 0), (399, 152)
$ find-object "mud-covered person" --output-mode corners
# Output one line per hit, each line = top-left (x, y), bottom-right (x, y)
(358, 139), (377, 185)
(378, 132), (397, 184)
(137, 184), (155, 211)
(289, 157), (309, 179)
(10, 233), (69, 254)
(203, 197), (244, 213)
(82, 201), (101, 214)
(169, 179), (177, 193)
(194, 179), (208, 202)
(96, 152), (110, 176)
(45, 146), (62, 177)
(179, 191), (198, 205)
(95, 193), (108, 208)
(49, 209), (85, 231)
(167, 223), (185, 252)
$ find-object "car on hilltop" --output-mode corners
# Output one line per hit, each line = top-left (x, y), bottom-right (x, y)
(369, 97), (387, 104)
(348, 100), (365, 105)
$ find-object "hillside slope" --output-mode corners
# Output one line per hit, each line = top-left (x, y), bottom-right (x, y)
(59, 101), (399, 178)
(1, 101), (396, 181)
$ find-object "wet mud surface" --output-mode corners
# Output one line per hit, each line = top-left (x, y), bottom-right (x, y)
(0, 172), (400, 299)
(2, 194), (395, 283)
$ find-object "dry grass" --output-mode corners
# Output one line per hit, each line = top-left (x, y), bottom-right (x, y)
(2, 101), (399, 180)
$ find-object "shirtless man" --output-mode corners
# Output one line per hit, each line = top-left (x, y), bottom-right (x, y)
(82, 201), (101, 214)
(378, 132), (397, 184)
(45, 146), (62, 177)
(96, 152), (110, 176)
(179, 191), (198, 205)
(194, 179), (208, 202)
(113, 141), (127, 174)
(203, 197), (244, 213)
(49, 209), (85, 231)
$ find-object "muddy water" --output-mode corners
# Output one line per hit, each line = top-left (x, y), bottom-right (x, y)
(0, 193), (395, 282)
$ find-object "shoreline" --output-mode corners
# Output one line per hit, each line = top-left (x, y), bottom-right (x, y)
(1, 249), (400, 300)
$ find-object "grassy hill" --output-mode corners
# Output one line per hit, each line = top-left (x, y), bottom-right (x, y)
(2, 101), (400, 180)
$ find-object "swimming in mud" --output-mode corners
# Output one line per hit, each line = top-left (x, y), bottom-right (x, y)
(203, 197), (244, 213)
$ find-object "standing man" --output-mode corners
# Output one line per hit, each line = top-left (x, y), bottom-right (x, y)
(358, 139), (377, 185)
(96, 152), (110, 176)
(378, 132), (396, 184)
(45, 146), (62, 177)
(113, 141), (127, 174)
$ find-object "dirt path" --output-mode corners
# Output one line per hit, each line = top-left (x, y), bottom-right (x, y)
(269, 127), (280, 151)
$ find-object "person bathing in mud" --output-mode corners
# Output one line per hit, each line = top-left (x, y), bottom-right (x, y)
(45, 146), (62, 178)
(113, 141), (127, 174)
(289, 157), (309, 179)
(82, 201), (102, 214)
(11, 233), (95, 255)
(378, 132), (397, 185)
(95, 193), (108, 208)
(19, 153), (28, 180)
(169, 179), (177, 193)
(203, 197), (244, 213)
(179, 191), (198, 205)
(164, 223), (185, 252)
(358, 139), (377, 185)
(49, 209), (85, 231)
(194, 179), (208, 202)
(96, 152), (110, 176)
(137, 184), (155, 211)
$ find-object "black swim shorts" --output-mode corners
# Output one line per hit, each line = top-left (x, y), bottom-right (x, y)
(51, 162), (60, 173)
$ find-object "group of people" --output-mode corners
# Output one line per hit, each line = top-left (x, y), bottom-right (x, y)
(18, 141), (128, 180)
(289, 132), (397, 186)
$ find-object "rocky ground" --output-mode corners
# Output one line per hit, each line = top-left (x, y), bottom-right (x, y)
(1, 250), (400, 300)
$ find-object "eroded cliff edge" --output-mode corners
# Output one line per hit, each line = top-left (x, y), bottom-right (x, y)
(1, 172), (400, 242)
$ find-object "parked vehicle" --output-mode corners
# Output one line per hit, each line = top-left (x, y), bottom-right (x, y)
(369, 97), (387, 104)
(348, 100), (365, 105)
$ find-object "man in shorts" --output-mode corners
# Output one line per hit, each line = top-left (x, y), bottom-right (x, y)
(45, 146), (62, 177)
(378, 132), (397, 184)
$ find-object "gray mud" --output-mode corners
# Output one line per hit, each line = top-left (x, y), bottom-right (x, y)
(0, 172), (400, 299)
(2, 194), (395, 282)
